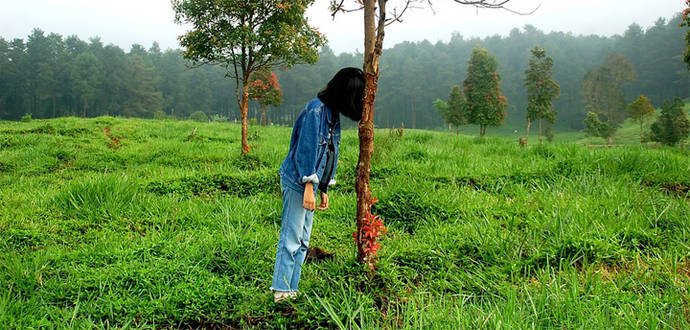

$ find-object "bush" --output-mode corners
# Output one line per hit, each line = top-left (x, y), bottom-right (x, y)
(649, 98), (690, 146)
(20, 113), (32, 122)
(211, 114), (227, 122)
(188, 111), (208, 122)
(153, 110), (176, 120)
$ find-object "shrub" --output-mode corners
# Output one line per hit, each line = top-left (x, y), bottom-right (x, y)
(649, 98), (690, 146)
(153, 110), (176, 120)
(20, 113), (32, 122)
(188, 111), (208, 122)
(211, 114), (227, 122)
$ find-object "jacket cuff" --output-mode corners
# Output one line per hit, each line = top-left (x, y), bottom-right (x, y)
(301, 174), (319, 185)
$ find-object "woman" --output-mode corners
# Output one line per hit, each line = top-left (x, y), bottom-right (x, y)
(271, 67), (365, 303)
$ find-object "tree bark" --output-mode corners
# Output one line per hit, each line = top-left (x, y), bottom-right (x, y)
(355, 0), (384, 267)
(241, 81), (250, 154)
(538, 118), (542, 143)
(526, 119), (531, 145)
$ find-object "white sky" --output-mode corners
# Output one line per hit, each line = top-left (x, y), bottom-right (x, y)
(0, 0), (685, 54)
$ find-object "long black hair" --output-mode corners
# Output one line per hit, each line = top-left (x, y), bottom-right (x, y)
(317, 67), (365, 121)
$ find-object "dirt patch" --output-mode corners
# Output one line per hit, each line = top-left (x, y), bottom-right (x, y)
(642, 180), (689, 198)
(305, 246), (335, 263)
(104, 126), (120, 149)
(678, 260), (690, 278)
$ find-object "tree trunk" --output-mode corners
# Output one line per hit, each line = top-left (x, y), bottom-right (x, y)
(456, 126), (459, 135)
(538, 118), (542, 143)
(261, 104), (267, 126)
(354, 0), (384, 267)
(241, 82), (250, 154)
(608, 136), (613, 146)
(526, 119), (531, 145)
(639, 120), (643, 145)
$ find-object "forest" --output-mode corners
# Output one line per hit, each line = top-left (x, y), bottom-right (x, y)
(1, 13), (688, 131)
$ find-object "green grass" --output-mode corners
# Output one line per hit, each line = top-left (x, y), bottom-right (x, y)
(1, 116), (689, 328)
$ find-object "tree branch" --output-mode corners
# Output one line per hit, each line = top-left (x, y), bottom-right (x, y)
(453, 0), (541, 15)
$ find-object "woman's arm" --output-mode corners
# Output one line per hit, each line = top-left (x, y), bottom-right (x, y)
(295, 109), (321, 187)
(303, 183), (315, 211)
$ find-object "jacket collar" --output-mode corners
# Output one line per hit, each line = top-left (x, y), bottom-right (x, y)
(325, 104), (336, 127)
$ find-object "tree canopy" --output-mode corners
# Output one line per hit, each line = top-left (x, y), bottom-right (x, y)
(524, 46), (559, 142)
(463, 47), (507, 136)
(1, 15), (689, 132)
(172, 0), (326, 153)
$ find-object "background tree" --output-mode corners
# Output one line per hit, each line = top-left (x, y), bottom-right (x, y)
(582, 53), (636, 145)
(248, 70), (283, 126)
(583, 111), (614, 144)
(3, 14), (690, 126)
(524, 46), (559, 143)
(173, 0), (326, 154)
(627, 95), (655, 144)
(122, 55), (163, 117)
(463, 47), (508, 137)
(70, 52), (102, 117)
(682, 0), (690, 68)
(649, 97), (690, 146)
(434, 85), (467, 134)
(432, 99), (450, 131)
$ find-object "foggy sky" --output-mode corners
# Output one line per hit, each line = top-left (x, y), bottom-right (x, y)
(0, 0), (685, 54)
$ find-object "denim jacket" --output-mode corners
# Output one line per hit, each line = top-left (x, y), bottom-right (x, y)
(279, 98), (341, 193)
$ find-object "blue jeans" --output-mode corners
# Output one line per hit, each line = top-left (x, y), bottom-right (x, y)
(271, 180), (314, 292)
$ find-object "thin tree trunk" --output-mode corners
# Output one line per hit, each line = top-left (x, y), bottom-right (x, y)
(241, 82), (250, 154)
(261, 104), (267, 126)
(355, 0), (384, 267)
(639, 120), (643, 145)
(608, 136), (613, 146)
(538, 118), (542, 143)
(456, 126), (459, 135)
(526, 119), (531, 144)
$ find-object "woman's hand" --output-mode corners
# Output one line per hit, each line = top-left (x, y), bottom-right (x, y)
(303, 183), (315, 211)
(317, 192), (329, 210)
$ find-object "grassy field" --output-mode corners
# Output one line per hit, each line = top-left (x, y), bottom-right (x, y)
(1, 116), (689, 328)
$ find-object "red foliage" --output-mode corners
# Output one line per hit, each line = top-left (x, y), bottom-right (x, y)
(248, 70), (282, 105)
(353, 197), (387, 262)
